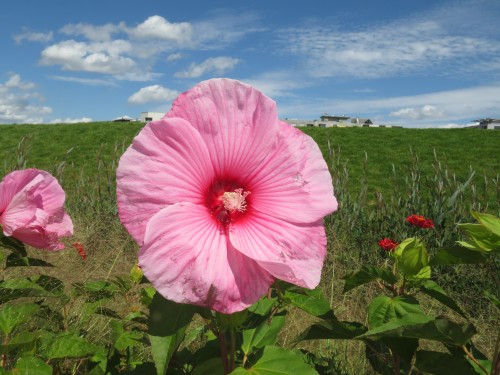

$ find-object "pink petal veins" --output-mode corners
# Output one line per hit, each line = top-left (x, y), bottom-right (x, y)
(230, 210), (326, 289)
(247, 121), (337, 223)
(140, 202), (273, 313)
(117, 118), (215, 244)
(167, 78), (281, 178)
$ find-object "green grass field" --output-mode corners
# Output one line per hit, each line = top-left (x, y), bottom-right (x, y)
(1, 122), (499, 374)
(2, 122), (499, 200)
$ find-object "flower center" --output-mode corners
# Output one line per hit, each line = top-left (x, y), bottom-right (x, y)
(205, 181), (251, 226)
(221, 188), (250, 213)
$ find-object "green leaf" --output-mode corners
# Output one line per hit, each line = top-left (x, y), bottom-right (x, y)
(420, 280), (467, 318)
(298, 318), (367, 341)
(415, 350), (477, 375)
(13, 356), (52, 375)
(342, 265), (397, 293)
(471, 211), (500, 237)
(231, 346), (318, 374)
(110, 320), (143, 352)
(241, 312), (286, 356)
(42, 332), (98, 360)
(359, 316), (476, 346)
(283, 287), (331, 318)
(148, 293), (196, 375)
(368, 295), (425, 329)
(130, 263), (143, 284)
(458, 213), (500, 253)
(430, 246), (487, 266)
(395, 238), (428, 276)
(0, 302), (39, 335)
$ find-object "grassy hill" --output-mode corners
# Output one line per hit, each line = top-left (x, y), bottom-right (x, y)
(1, 122), (499, 203)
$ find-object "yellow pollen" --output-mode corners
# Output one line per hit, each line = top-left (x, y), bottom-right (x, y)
(221, 188), (250, 213)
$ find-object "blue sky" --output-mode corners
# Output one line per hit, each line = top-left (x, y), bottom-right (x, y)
(1, 0), (499, 127)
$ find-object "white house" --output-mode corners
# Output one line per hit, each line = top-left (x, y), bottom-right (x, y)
(140, 112), (164, 122)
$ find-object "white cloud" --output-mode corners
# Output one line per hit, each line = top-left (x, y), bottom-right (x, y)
(244, 71), (307, 97)
(60, 22), (124, 42)
(49, 75), (118, 86)
(50, 117), (93, 124)
(40, 40), (136, 74)
(128, 16), (193, 44)
(276, 83), (500, 127)
(390, 105), (445, 120)
(166, 52), (185, 62)
(0, 73), (52, 124)
(174, 56), (240, 78)
(279, 5), (500, 79)
(128, 85), (179, 104)
(13, 28), (53, 44)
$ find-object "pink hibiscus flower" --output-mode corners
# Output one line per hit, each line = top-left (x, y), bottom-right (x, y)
(117, 78), (337, 313)
(0, 169), (73, 250)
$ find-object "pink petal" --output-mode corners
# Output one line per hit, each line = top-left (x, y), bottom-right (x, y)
(11, 209), (65, 250)
(117, 118), (215, 244)
(229, 210), (327, 289)
(246, 121), (337, 223)
(139, 202), (273, 313)
(167, 78), (281, 178)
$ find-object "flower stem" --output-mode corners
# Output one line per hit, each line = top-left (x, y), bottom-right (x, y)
(219, 330), (229, 375)
(462, 345), (488, 375)
(229, 329), (236, 373)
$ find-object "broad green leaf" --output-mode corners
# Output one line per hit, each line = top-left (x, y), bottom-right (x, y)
(430, 246), (487, 266)
(2, 331), (39, 355)
(458, 222), (500, 253)
(471, 211), (500, 237)
(283, 287), (331, 317)
(420, 280), (467, 318)
(0, 302), (39, 335)
(342, 265), (397, 293)
(241, 312), (286, 356)
(298, 318), (367, 341)
(248, 297), (278, 316)
(231, 346), (318, 375)
(42, 332), (98, 359)
(395, 238), (428, 276)
(368, 295), (425, 329)
(110, 320), (143, 351)
(148, 293), (196, 375)
(13, 356), (52, 375)
(359, 316), (476, 346)
(415, 350), (477, 375)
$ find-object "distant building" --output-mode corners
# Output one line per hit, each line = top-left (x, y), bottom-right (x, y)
(469, 118), (500, 130)
(112, 116), (134, 122)
(140, 112), (164, 122)
(282, 114), (380, 128)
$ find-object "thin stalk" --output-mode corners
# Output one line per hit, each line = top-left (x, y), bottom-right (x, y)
(219, 331), (229, 375)
(229, 329), (236, 373)
(462, 345), (488, 374)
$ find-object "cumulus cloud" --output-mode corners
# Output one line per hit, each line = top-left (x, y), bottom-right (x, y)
(0, 73), (52, 124)
(13, 28), (53, 44)
(128, 16), (193, 44)
(174, 56), (240, 78)
(128, 85), (179, 104)
(40, 40), (136, 74)
(390, 105), (445, 120)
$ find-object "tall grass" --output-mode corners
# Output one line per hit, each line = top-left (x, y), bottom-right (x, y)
(1, 123), (499, 373)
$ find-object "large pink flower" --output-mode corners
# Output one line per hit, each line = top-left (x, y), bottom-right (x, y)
(0, 169), (73, 250)
(117, 78), (337, 313)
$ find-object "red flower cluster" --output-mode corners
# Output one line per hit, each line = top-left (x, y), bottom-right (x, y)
(378, 238), (399, 252)
(73, 242), (86, 262)
(406, 214), (434, 229)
